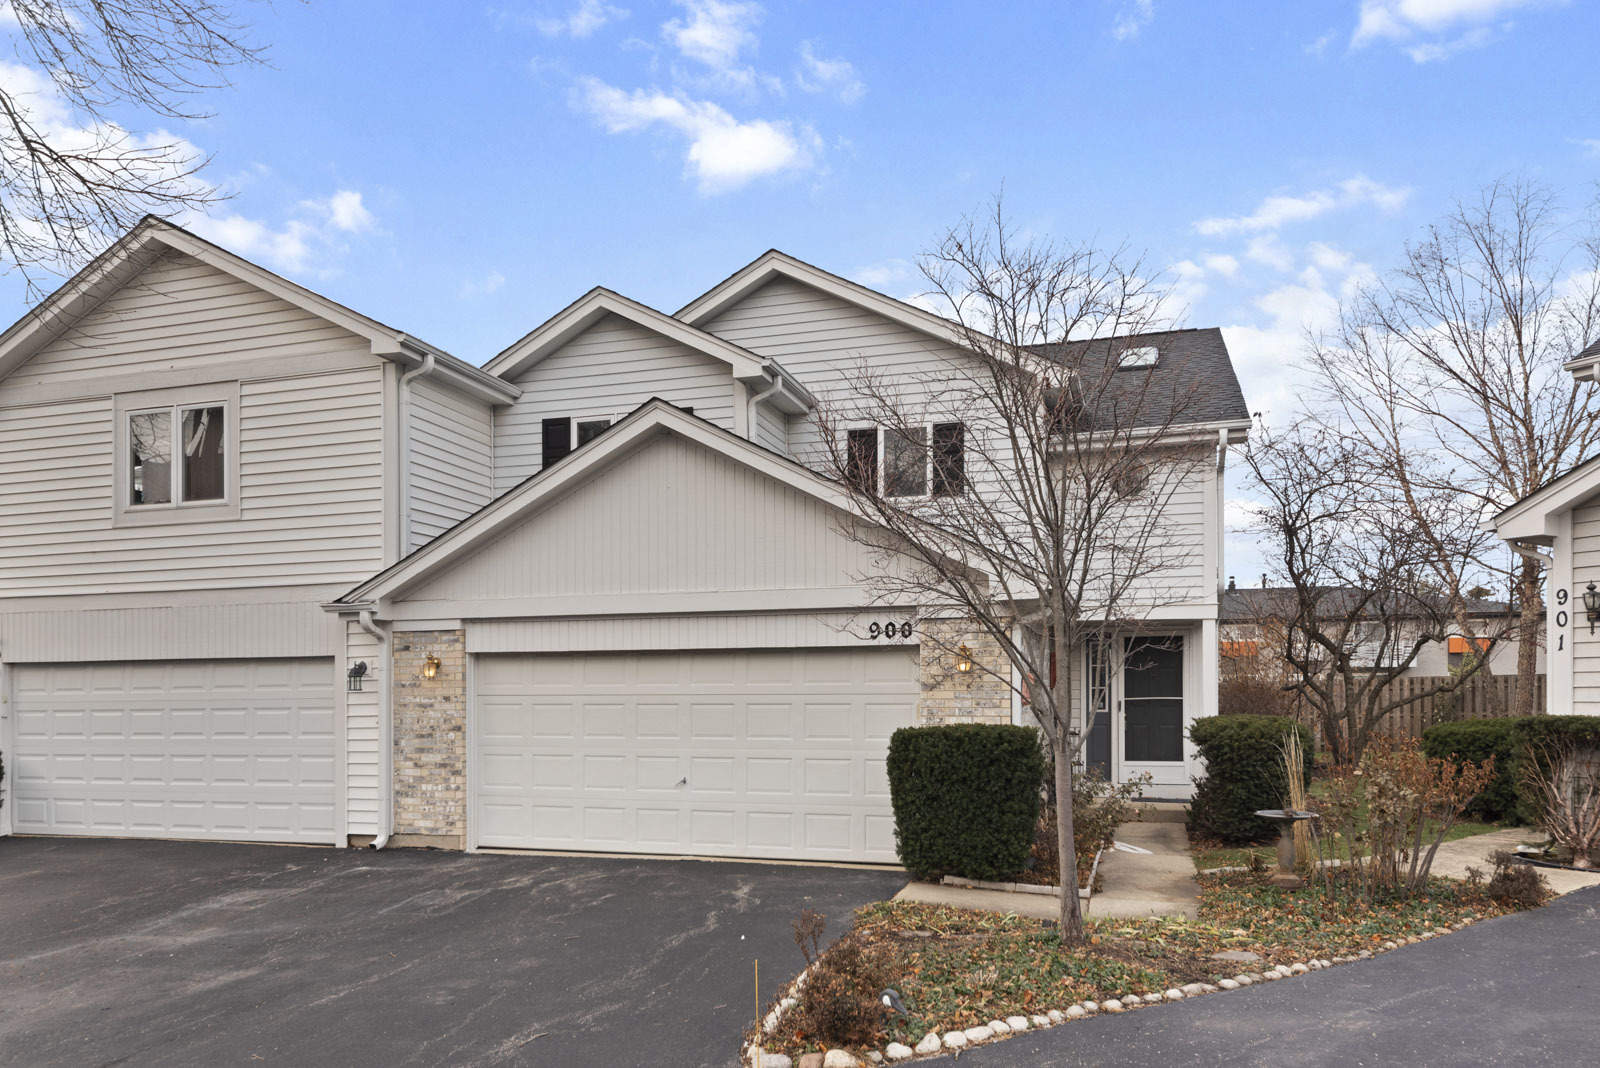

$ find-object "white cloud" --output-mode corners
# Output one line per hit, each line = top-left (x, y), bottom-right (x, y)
(1111, 0), (1154, 40)
(795, 41), (864, 103)
(852, 258), (913, 289)
(577, 77), (816, 193)
(1246, 235), (1295, 271)
(1306, 30), (1339, 55)
(1195, 176), (1411, 237)
(1573, 137), (1600, 157)
(459, 270), (507, 300)
(664, 0), (761, 70)
(318, 189), (375, 233)
(536, 0), (629, 38)
(1351, 0), (1552, 61)
(190, 188), (378, 274)
(1204, 253), (1241, 278)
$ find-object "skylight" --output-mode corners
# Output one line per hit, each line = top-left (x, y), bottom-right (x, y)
(1118, 345), (1159, 369)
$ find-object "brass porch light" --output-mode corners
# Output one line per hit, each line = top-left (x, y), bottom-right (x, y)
(955, 644), (974, 673)
(422, 653), (441, 680)
(1585, 582), (1600, 635)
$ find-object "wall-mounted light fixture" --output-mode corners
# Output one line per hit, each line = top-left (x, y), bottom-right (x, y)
(955, 644), (974, 673)
(422, 653), (441, 680)
(1585, 582), (1600, 635)
(346, 661), (368, 692)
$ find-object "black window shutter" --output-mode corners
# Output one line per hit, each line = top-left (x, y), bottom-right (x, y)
(846, 428), (879, 493)
(932, 422), (965, 495)
(541, 418), (572, 469)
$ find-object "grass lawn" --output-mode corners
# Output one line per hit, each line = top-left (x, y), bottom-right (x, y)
(757, 871), (1536, 1062)
(1190, 814), (1504, 872)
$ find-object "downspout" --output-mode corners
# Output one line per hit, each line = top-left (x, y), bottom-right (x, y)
(746, 367), (786, 443)
(398, 353), (438, 557)
(1216, 428), (1230, 601)
(357, 609), (393, 850)
(1510, 540), (1552, 566)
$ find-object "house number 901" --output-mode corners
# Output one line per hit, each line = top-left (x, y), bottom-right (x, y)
(868, 621), (914, 640)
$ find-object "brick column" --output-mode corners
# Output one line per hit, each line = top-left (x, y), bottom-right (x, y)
(917, 619), (1014, 725)
(391, 629), (467, 849)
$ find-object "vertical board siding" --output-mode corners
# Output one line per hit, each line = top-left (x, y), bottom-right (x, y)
(1570, 502), (1600, 708)
(408, 378), (494, 553)
(467, 611), (915, 653)
(344, 618), (383, 836)
(492, 313), (736, 494)
(409, 432), (906, 603)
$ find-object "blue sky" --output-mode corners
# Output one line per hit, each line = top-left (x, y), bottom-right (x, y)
(2, 0), (1597, 577)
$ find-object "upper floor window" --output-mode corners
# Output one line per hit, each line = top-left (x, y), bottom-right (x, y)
(541, 414), (618, 470)
(130, 404), (226, 506)
(114, 382), (240, 527)
(846, 422), (966, 498)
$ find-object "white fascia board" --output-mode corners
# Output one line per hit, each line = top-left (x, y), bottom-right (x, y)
(484, 287), (769, 383)
(675, 250), (976, 352)
(1563, 355), (1599, 383)
(1492, 456), (1600, 540)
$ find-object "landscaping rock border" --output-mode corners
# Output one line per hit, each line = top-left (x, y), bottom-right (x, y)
(743, 918), (1481, 1066)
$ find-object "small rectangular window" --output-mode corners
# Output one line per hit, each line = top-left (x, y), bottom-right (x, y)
(932, 422), (965, 496)
(541, 417), (572, 469)
(884, 427), (927, 497)
(180, 406), (226, 502)
(576, 419), (612, 447)
(129, 410), (173, 505)
(846, 428), (878, 493)
(1118, 345), (1159, 369)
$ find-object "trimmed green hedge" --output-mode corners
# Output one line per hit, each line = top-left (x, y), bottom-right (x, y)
(1421, 719), (1523, 823)
(1510, 715), (1600, 822)
(1187, 715), (1313, 844)
(886, 724), (1045, 881)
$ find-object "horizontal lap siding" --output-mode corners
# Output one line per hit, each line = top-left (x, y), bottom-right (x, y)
(493, 313), (736, 495)
(753, 402), (788, 455)
(0, 253), (386, 596)
(410, 432), (899, 603)
(409, 379), (494, 553)
(1571, 502), (1600, 707)
(0, 597), (342, 661)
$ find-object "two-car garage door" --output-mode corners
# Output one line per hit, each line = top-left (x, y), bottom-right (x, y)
(8, 658), (336, 844)
(473, 647), (918, 863)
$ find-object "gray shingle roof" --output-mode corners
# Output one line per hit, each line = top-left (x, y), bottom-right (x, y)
(1220, 585), (1514, 622)
(1574, 337), (1600, 364)
(1028, 327), (1251, 430)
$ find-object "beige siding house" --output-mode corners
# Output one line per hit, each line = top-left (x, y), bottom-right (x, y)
(1, 222), (1250, 862)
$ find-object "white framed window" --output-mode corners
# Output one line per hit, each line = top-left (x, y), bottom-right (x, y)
(113, 382), (240, 526)
(540, 412), (627, 470)
(845, 422), (966, 498)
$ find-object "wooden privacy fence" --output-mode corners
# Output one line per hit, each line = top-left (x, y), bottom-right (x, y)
(1290, 673), (1546, 743)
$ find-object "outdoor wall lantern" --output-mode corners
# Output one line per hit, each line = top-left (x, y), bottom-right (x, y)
(346, 661), (367, 692)
(422, 653), (441, 680)
(1585, 582), (1600, 634)
(955, 644), (974, 673)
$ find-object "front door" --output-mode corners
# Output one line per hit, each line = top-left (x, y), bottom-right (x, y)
(1120, 636), (1186, 787)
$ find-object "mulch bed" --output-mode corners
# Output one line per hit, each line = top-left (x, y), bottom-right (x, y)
(755, 870), (1538, 1061)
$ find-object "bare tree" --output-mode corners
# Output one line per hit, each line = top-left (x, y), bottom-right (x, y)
(0, 0), (267, 285)
(815, 201), (1219, 943)
(1307, 178), (1600, 716)
(1241, 422), (1506, 762)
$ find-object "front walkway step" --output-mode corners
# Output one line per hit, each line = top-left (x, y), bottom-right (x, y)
(1128, 801), (1189, 824)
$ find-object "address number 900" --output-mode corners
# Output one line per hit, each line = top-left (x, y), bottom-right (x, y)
(868, 621), (915, 640)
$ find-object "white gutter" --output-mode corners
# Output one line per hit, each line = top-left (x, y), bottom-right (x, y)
(356, 609), (393, 850)
(398, 353), (437, 557)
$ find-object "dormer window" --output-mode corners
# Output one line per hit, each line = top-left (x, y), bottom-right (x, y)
(1118, 345), (1159, 369)
(114, 382), (239, 526)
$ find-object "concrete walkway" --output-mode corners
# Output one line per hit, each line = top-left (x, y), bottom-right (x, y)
(892, 821), (1199, 921)
(1430, 827), (1600, 896)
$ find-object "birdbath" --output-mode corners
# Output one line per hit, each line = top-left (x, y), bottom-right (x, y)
(1254, 809), (1320, 889)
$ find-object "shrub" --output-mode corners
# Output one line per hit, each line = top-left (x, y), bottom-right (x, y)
(1422, 718), (1524, 823)
(1512, 716), (1600, 868)
(1475, 850), (1552, 909)
(886, 724), (1046, 881)
(789, 937), (891, 1048)
(1025, 768), (1151, 888)
(1187, 715), (1313, 844)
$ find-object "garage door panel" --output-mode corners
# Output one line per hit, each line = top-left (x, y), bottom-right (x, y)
(471, 648), (917, 862)
(10, 658), (336, 844)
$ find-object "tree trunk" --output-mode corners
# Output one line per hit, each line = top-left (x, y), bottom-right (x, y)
(1054, 735), (1085, 943)
(1516, 557), (1544, 717)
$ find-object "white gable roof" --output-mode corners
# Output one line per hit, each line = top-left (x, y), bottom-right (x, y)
(1493, 454), (1600, 542)
(0, 216), (519, 403)
(485, 286), (784, 387)
(675, 249), (972, 351)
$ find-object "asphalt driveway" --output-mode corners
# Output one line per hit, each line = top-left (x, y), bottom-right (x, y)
(940, 883), (1600, 1067)
(0, 836), (904, 1068)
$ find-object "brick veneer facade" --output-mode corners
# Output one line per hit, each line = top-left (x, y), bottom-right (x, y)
(916, 618), (1014, 725)
(391, 628), (467, 848)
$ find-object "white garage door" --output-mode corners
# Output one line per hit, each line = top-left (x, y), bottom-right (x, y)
(8, 659), (336, 844)
(473, 647), (919, 862)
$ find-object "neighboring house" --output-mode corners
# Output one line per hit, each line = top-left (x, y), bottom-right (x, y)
(0, 222), (1248, 864)
(1219, 580), (1540, 680)
(1491, 337), (1600, 717)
